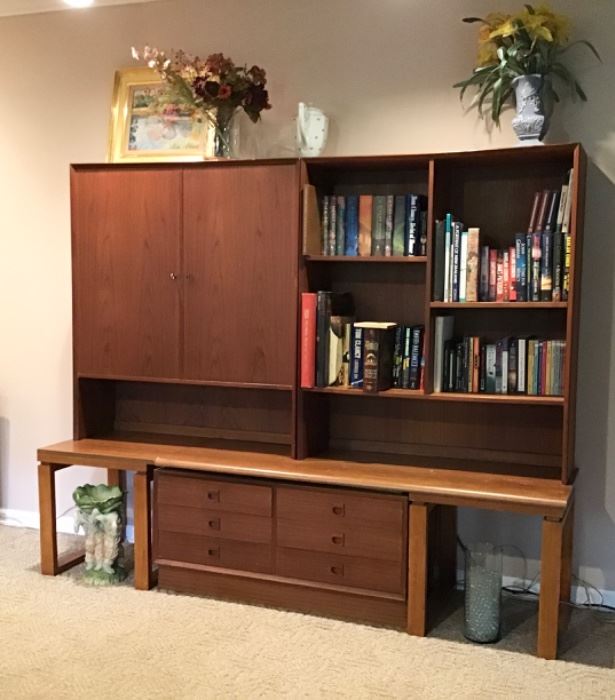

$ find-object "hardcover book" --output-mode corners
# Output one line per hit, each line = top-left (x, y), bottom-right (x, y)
(433, 220), (446, 302)
(371, 195), (387, 256)
(384, 195), (394, 256)
(300, 292), (317, 388)
(328, 197), (337, 257)
(465, 228), (480, 302)
(316, 291), (354, 387)
(434, 316), (455, 392)
(328, 315), (355, 386)
(321, 195), (330, 255)
(350, 326), (364, 387)
(354, 322), (397, 393)
(358, 195), (373, 256)
(392, 195), (406, 256)
(335, 195), (346, 256)
(344, 195), (359, 256)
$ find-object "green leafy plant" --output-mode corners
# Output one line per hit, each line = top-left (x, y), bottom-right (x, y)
(454, 3), (600, 125)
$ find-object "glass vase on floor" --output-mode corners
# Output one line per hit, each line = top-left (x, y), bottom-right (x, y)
(212, 107), (239, 158)
(464, 542), (502, 643)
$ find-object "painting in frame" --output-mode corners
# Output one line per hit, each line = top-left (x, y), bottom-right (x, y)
(107, 67), (214, 162)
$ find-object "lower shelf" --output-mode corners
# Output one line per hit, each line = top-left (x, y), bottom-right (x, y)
(157, 564), (407, 628)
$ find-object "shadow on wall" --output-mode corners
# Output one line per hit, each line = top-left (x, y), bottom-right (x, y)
(573, 156), (615, 591)
(459, 156), (615, 594)
(0, 416), (8, 509)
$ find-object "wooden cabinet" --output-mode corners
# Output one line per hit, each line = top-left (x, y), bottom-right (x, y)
(155, 470), (407, 620)
(182, 164), (299, 386)
(72, 167), (182, 379)
(72, 161), (299, 388)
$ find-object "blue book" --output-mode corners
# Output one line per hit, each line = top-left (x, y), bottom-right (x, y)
(444, 213), (452, 302)
(349, 326), (364, 387)
(344, 195), (359, 256)
(336, 196), (346, 256)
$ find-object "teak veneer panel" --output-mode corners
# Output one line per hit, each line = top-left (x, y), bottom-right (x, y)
(182, 163), (299, 386)
(37, 439), (571, 518)
(72, 167), (182, 379)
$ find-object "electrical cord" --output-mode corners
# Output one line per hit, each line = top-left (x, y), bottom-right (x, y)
(457, 535), (615, 617)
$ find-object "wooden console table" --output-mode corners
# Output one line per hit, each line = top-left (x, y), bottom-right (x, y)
(38, 438), (573, 659)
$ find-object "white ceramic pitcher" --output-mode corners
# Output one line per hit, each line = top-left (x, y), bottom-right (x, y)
(296, 102), (329, 157)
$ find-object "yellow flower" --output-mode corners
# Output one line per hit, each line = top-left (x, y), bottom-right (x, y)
(489, 18), (518, 39)
(516, 4), (570, 45)
(477, 41), (499, 66)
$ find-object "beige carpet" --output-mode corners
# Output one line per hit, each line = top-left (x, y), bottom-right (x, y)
(1, 525), (614, 699)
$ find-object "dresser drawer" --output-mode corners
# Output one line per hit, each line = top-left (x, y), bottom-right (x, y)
(277, 517), (403, 562)
(156, 531), (272, 574)
(157, 471), (272, 516)
(277, 547), (405, 595)
(158, 504), (272, 544)
(276, 486), (405, 528)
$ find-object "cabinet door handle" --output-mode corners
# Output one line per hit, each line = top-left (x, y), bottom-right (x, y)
(207, 547), (219, 558)
(332, 505), (345, 516)
(330, 565), (344, 576)
(207, 490), (220, 502)
(331, 534), (345, 546)
(208, 518), (221, 531)
(169, 272), (179, 280)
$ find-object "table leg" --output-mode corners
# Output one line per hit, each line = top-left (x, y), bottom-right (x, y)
(38, 462), (85, 575)
(407, 502), (429, 636)
(38, 463), (58, 575)
(133, 469), (153, 590)
(537, 515), (564, 660)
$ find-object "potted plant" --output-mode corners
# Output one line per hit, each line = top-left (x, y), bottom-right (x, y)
(454, 4), (600, 142)
(132, 47), (271, 157)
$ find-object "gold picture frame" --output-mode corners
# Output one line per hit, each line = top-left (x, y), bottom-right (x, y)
(107, 67), (214, 163)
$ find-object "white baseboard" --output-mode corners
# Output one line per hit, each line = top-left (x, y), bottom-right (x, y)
(0, 508), (134, 542)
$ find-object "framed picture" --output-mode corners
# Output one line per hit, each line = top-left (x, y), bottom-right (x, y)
(107, 67), (214, 162)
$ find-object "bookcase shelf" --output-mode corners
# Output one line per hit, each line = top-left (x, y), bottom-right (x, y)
(428, 392), (564, 406)
(429, 302), (568, 310)
(305, 255), (428, 264)
(303, 386), (425, 399)
(298, 143), (584, 483)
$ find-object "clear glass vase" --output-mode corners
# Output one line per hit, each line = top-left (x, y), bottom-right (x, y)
(212, 107), (239, 158)
(464, 542), (502, 643)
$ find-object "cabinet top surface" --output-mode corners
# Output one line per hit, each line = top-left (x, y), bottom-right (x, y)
(71, 143), (582, 170)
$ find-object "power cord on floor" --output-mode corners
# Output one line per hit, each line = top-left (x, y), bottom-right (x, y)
(457, 535), (615, 618)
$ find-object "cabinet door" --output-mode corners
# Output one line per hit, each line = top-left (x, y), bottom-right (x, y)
(72, 167), (182, 379)
(182, 163), (299, 386)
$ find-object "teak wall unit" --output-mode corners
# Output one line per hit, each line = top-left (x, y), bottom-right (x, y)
(38, 144), (585, 660)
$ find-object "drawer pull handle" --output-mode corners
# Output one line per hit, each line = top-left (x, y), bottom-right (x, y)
(207, 490), (220, 502)
(331, 534), (345, 546)
(207, 548), (219, 558)
(332, 505), (345, 516)
(208, 518), (221, 530)
(330, 565), (344, 576)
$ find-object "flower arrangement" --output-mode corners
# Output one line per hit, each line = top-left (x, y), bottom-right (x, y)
(132, 46), (271, 155)
(454, 3), (600, 126)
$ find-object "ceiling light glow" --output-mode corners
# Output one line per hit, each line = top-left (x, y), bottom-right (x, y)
(64, 0), (95, 7)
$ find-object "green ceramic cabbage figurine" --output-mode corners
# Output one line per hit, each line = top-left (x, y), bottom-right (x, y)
(73, 484), (126, 585)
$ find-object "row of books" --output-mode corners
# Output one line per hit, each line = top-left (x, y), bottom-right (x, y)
(434, 316), (566, 396)
(433, 170), (574, 303)
(320, 193), (427, 257)
(300, 292), (425, 392)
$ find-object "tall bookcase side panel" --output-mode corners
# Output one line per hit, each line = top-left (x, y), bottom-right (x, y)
(561, 145), (586, 483)
(422, 159), (437, 393)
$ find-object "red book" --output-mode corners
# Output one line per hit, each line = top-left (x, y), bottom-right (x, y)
(496, 250), (504, 302)
(509, 245), (517, 302)
(503, 249), (510, 301)
(300, 293), (317, 388)
(488, 249), (497, 301)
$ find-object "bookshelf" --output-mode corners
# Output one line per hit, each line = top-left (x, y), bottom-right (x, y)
(298, 144), (585, 485)
(37, 145), (583, 659)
